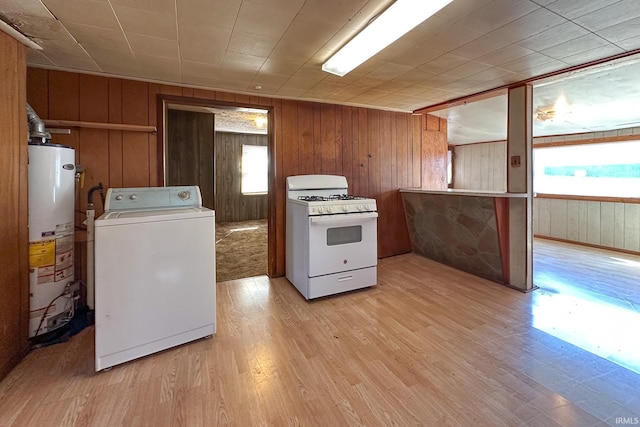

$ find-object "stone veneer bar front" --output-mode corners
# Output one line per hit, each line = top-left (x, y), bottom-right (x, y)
(400, 188), (527, 287)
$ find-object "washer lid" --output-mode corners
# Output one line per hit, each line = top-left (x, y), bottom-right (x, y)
(95, 207), (214, 226)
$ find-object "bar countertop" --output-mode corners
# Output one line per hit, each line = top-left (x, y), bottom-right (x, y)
(399, 188), (528, 198)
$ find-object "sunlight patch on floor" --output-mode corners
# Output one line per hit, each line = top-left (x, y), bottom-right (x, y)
(532, 277), (640, 375)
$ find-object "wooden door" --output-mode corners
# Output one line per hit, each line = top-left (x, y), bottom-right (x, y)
(166, 110), (215, 209)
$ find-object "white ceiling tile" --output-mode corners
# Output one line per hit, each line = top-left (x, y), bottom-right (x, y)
(347, 89), (388, 103)
(451, 30), (516, 61)
(114, 5), (177, 39)
(574, 0), (640, 31)
(596, 16), (640, 44)
(540, 34), (612, 60)
(434, 0), (494, 21)
(228, 31), (278, 57)
(181, 60), (222, 79)
(258, 59), (303, 76)
(516, 21), (590, 51)
(382, 46), (443, 68)
(1, 0), (54, 17)
(179, 25), (231, 53)
(477, 44), (534, 67)
(445, 60), (492, 79)
(455, 0), (540, 34)
(544, 0), (619, 19)
(616, 34), (640, 50)
(275, 86), (306, 97)
(43, 0), (119, 29)
(83, 44), (136, 66)
(560, 44), (626, 66)
(499, 52), (559, 73)
(418, 53), (469, 75)
(298, 0), (368, 24)
(416, 21), (484, 53)
(176, 0), (241, 29)
(65, 23), (129, 50)
(235, 0), (298, 39)
(392, 69), (438, 85)
(365, 62), (413, 80)
(517, 58), (568, 78)
(217, 67), (258, 84)
(137, 55), (181, 81)
(222, 52), (266, 72)
(128, 33), (179, 59)
(419, 73), (461, 88)
(249, 73), (289, 91)
(36, 37), (93, 62)
(574, 0), (640, 32)
(110, 0), (175, 15)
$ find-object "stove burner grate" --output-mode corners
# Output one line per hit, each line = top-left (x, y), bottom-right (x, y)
(328, 194), (366, 201)
(297, 194), (368, 202)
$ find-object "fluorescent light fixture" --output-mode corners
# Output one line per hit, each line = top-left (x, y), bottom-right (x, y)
(322, 0), (453, 77)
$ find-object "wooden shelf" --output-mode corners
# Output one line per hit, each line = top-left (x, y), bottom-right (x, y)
(43, 119), (157, 133)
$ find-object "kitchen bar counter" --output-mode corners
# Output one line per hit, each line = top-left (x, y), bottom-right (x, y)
(400, 188), (527, 198)
(400, 188), (527, 289)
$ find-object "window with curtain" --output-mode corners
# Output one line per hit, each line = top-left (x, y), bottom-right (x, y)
(241, 144), (268, 195)
(533, 140), (640, 197)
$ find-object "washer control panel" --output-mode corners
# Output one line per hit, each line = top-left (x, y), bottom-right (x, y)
(104, 186), (202, 212)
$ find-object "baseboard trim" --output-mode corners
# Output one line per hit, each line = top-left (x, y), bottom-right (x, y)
(534, 235), (640, 257)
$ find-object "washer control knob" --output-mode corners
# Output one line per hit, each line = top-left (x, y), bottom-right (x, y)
(115, 195), (123, 201)
(129, 194), (137, 200)
(178, 190), (190, 200)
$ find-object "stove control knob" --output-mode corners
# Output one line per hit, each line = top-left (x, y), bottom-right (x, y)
(327, 206), (333, 213)
(358, 204), (365, 211)
(342, 205), (349, 212)
(317, 206), (324, 214)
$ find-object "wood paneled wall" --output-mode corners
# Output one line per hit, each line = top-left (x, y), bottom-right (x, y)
(534, 198), (640, 253)
(27, 68), (425, 278)
(422, 114), (448, 189)
(215, 132), (268, 223)
(166, 110), (215, 209)
(453, 141), (507, 191)
(0, 32), (29, 380)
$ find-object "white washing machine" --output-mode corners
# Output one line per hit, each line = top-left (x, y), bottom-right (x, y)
(94, 186), (216, 371)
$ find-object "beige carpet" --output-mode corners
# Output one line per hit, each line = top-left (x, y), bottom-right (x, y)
(216, 219), (268, 282)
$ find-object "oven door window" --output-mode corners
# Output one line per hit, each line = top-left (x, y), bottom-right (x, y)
(327, 225), (362, 246)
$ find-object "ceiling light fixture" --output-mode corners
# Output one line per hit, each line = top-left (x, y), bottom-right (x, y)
(322, 0), (453, 77)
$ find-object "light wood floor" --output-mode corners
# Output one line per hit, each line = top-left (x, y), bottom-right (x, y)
(534, 237), (640, 311)
(1, 252), (639, 426)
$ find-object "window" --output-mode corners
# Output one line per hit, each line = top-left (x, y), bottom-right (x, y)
(241, 144), (268, 194)
(533, 140), (640, 198)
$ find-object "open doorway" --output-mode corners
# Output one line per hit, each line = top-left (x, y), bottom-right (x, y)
(161, 98), (271, 283)
(432, 54), (640, 373)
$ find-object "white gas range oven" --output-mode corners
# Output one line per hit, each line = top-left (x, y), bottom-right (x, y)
(285, 175), (378, 299)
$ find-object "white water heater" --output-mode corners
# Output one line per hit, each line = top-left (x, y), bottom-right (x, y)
(28, 143), (76, 338)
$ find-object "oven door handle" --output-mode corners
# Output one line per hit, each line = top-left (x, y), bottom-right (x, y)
(310, 212), (378, 225)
